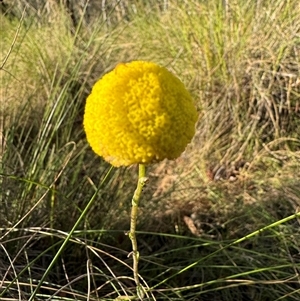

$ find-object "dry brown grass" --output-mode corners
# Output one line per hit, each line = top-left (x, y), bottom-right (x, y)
(1, 0), (300, 300)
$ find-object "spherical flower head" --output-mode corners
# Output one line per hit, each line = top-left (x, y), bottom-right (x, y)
(83, 61), (198, 167)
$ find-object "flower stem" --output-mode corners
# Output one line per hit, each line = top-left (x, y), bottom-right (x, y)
(129, 163), (147, 299)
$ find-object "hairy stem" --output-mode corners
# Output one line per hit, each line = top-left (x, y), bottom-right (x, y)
(129, 163), (147, 299)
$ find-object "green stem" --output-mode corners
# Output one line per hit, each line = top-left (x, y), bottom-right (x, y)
(129, 163), (147, 299)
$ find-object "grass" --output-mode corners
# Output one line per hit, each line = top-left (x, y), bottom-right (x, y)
(1, 0), (300, 300)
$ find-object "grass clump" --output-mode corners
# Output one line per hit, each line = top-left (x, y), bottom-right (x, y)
(1, 0), (300, 300)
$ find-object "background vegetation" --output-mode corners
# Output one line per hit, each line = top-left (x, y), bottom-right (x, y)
(1, 0), (300, 300)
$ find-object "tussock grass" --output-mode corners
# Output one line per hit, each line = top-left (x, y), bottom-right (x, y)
(1, 0), (300, 300)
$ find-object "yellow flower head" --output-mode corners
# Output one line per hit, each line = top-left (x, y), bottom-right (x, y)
(83, 61), (198, 167)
